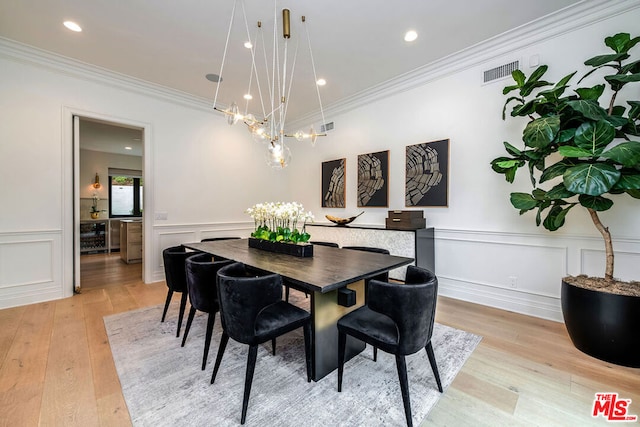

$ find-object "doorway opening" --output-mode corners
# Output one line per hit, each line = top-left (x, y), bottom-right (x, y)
(76, 116), (145, 290)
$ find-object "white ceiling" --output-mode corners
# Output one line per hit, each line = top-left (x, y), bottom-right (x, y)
(1, 0), (582, 150)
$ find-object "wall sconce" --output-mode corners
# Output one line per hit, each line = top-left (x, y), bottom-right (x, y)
(93, 173), (101, 189)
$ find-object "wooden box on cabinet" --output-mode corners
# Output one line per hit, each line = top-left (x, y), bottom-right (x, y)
(120, 220), (142, 264)
(385, 210), (426, 230)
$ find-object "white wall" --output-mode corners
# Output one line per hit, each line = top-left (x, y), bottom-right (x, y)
(0, 2), (639, 318)
(0, 43), (289, 308)
(288, 4), (640, 320)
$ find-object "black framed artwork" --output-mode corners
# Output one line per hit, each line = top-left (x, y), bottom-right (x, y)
(321, 158), (346, 208)
(405, 139), (449, 207)
(357, 150), (389, 207)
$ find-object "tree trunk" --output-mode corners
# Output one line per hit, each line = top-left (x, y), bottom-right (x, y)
(587, 208), (614, 282)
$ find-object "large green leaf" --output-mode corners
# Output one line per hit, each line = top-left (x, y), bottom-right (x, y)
(545, 183), (575, 200)
(584, 53), (629, 66)
(510, 193), (538, 211)
(520, 80), (552, 97)
(557, 128), (576, 144)
(542, 205), (570, 231)
(512, 69), (526, 86)
(523, 116), (560, 148)
(510, 99), (539, 117)
(573, 120), (615, 154)
(575, 85), (604, 100)
(629, 101), (640, 120)
(502, 96), (524, 119)
(558, 146), (596, 158)
(503, 141), (522, 156)
(563, 163), (621, 196)
(578, 194), (614, 211)
(540, 161), (572, 183)
(612, 171), (640, 190)
(605, 73), (640, 84)
(538, 72), (575, 101)
(566, 100), (608, 120)
(627, 189), (640, 199)
(604, 114), (630, 128)
(605, 33), (640, 54)
(600, 141), (640, 167)
(495, 159), (522, 169)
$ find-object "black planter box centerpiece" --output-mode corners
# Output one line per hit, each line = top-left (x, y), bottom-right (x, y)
(248, 237), (313, 258)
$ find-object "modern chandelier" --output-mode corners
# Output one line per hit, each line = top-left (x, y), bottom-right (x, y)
(212, 0), (327, 169)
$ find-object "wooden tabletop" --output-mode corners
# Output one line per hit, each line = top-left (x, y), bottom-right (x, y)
(183, 238), (413, 293)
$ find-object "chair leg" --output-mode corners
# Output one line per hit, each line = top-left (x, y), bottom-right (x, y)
(285, 286), (290, 302)
(373, 346), (378, 362)
(181, 306), (196, 347)
(211, 332), (229, 384)
(176, 292), (188, 338)
(202, 312), (216, 370)
(425, 342), (443, 392)
(337, 331), (347, 392)
(161, 290), (173, 322)
(303, 322), (312, 382)
(395, 354), (413, 427)
(241, 345), (258, 425)
(271, 338), (276, 356)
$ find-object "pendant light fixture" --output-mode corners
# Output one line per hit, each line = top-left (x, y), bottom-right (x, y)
(212, 0), (327, 168)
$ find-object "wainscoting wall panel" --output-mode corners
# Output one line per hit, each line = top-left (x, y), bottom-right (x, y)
(580, 248), (640, 282)
(0, 230), (63, 309)
(433, 229), (639, 322)
(151, 222), (252, 282)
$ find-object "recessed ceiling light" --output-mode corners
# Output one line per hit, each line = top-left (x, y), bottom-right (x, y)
(404, 30), (418, 42)
(244, 41), (253, 49)
(316, 78), (326, 86)
(125, 146), (133, 150)
(243, 93), (253, 100)
(63, 21), (82, 32)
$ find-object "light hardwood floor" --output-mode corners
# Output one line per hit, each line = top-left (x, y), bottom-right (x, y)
(0, 253), (638, 426)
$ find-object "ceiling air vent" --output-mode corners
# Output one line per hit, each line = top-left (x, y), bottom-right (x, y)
(483, 60), (520, 84)
(320, 122), (334, 133)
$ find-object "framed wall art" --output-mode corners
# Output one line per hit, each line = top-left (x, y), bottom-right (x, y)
(405, 139), (449, 207)
(321, 158), (346, 208)
(357, 150), (389, 207)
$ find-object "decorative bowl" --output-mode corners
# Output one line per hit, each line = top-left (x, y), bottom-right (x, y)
(325, 212), (364, 226)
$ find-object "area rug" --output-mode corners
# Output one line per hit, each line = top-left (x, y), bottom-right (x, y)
(104, 304), (481, 426)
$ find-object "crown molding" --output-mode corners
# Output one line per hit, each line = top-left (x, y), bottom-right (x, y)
(0, 37), (215, 114)
(291, 0), (640, 127)
(1, 0), (639, 125)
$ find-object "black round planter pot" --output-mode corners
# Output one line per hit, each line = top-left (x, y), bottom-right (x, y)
(561, 280), (640, 368)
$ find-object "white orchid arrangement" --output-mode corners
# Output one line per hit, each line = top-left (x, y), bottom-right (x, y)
(91, 193), (100, 213)
(246, 202), (314, 243)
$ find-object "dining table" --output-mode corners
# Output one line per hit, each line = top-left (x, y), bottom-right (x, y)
(183, 238), (414, 381)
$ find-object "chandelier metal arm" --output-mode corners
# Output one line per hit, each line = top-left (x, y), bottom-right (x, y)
(211, 0), (328, 168)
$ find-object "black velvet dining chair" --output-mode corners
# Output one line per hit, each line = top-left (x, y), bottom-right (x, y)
(342, 245), (391, 360)
(336, 265), (442, 427)
(161, 245), (195, 337)
(181, 253), (233, 370)
(211, 262), (312, 425)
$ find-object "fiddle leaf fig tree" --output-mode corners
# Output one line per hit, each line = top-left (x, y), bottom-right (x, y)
(491, 32), (640, 284)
